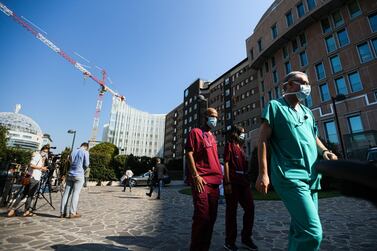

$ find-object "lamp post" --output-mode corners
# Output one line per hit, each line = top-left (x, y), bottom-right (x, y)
(331, 94), (346, 159)
(67, 129), (76, 152)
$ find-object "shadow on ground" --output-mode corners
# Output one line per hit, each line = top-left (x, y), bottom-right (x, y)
(51, 243), (129, 251)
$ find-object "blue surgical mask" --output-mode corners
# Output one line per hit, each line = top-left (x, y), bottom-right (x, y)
(41, 151), (48, 158)
(207, 117), (217, 129)
(283, 81), (311, 101)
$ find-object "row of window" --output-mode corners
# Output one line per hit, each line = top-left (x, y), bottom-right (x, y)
(251, 1), (362, 61)
(319, 71), (363, 102)
(324, 115), (363, 144)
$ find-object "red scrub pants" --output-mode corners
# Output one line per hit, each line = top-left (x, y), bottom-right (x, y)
(225, 183), (255, 245)
(190, 184), (220, 251)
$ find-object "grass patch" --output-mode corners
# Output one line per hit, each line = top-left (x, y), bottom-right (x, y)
(178, 187), (341, 201)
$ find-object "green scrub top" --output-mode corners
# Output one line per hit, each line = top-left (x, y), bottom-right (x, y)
(262, 98), (321, 190)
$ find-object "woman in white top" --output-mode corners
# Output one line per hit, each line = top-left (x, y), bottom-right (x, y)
(7, 145), (49, 217)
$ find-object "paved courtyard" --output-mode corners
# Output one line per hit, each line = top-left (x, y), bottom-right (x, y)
(0, 183), (376, 251)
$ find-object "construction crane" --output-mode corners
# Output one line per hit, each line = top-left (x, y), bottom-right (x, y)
(0, 2), (125, 146)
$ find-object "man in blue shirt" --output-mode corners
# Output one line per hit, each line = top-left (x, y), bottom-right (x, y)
(60, 142), (90, 218)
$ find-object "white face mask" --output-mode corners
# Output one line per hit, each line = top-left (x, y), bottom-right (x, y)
(283, 81), (311, 101)
(239, 133), (246, 140)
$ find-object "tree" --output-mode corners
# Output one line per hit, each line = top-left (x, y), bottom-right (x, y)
(89, 142), (119, 182)
(0, 126), (8, 163)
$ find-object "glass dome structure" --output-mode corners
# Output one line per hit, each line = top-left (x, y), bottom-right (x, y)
(0, 112), (43, 136)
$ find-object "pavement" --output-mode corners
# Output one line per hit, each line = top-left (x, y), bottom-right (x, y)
(0, 183), (377, 251)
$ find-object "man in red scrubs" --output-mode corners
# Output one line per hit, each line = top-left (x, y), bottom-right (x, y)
(186, 107), (223, 251)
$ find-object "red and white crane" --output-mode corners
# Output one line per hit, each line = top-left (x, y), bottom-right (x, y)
(0, 2), (125, 145)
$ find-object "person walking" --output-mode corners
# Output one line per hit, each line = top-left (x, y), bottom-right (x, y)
(256, 71), (338, 251)
(122, 169), (134, 192)
(223, 126), (257, 251)
(146, 158), (167, 199)
(186, 107), (223, 251)
(7, 145), (50, 217)
(60, 142), (89, 218)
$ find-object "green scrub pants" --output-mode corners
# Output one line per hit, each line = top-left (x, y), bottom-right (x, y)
(274, 179), (322, 251)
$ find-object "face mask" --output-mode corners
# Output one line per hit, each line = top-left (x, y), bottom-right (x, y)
(41, 151), (48, 158)
(207, 117), (217, 129)
(283, 81), (311, 101)
(239, 133), (246, 141)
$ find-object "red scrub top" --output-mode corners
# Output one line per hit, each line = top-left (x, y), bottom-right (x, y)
(224, 142), (248, 185)
(185, 128), (223, 185)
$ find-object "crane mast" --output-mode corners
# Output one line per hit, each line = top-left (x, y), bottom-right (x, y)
(0, 2), (125, 145)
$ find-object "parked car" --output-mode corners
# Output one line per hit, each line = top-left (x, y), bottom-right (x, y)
(129, 172), (171, 187)
(367, 147), (377, 162)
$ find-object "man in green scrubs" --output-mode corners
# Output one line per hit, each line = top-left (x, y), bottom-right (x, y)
(256, 71), (338, 251)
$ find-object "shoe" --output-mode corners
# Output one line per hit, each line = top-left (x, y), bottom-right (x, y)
(146, 193), (151, 197)
(59, 213), (66, 218)
(241, 239), (258, 251)
(7, 209), (16, 217)
(69, 213), (81, 219)
(156, 197), (160, 200)
(23, 211), (34, 217)
(224, 243), (238, 251)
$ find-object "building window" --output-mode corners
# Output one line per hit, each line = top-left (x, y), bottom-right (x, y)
(299, 33), (307, 47)
(250, 48), (254, 60)
(321, 18), (331, 33)
(271, 24), (278, 39)
(320, 83), (331, 101)
(348, 71), (363, 92)
(286, 10), (294, 26)
(332, 11), (344, 28)
(315, 62), (325, 80)
(285, 61), (292, 74)
(369, 13), (377, 33)
(194, 103), (197, 110)
(324, 121), (339, 144)
(337, 29), (349, 47)
(347, 1), (361, 19)
(225, 89), (230, 96)
(299, 51), (308, 67)
(268, 91), (272, 100)
(357, 42), (373, 63)
(260, 81), (264, 92)
(292, 39), (298, 52)
(297, 2), (305, 18)
(258, 38), (263, 52)
(325, 35), (337, 53)
(226, 112), (231, 120)
(283, 46), (289, 59)
(335, 77), (348, 95)
(184, 89), (189, 97)
(271, 56), (276, 68)
(225, 100), (231, 108)
(273, 70), (279, 83)
(348, 115), (363, 133)
(330, 55), (342, 73)
(275, 87), (280, 98)
(372, 38), (377, 55)
(194, 113), (197, 120)
(307, 0), (316, 11)
(305, 95), (313, 108)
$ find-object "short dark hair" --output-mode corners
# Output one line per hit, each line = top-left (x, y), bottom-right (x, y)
(226, 125), (243, 143)
(81, 142), (89, 148)
(41, 144), (50, 151)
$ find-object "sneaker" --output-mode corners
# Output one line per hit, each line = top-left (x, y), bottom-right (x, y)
(156, 196), (160, 200)
(146, 193), (151, 197)
(224, 243), (238, 251)
(241, 239), (258, 251)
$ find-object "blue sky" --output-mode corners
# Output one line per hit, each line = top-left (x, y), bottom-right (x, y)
(0, 0), (274, 152)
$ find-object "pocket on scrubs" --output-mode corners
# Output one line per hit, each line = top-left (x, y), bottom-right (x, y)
(280, 158), (310, 180)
